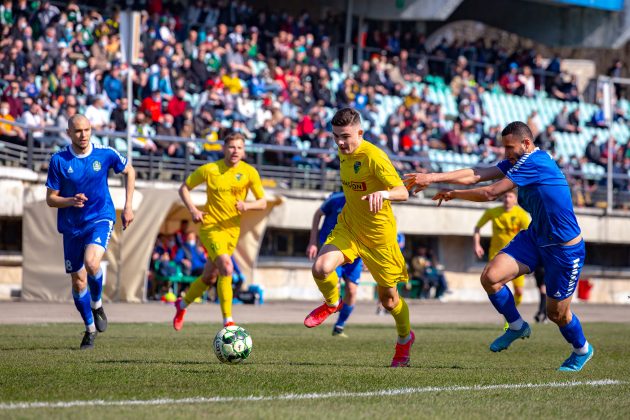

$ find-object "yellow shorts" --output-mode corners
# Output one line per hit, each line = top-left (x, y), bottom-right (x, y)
(199, 226), (239, 261)
(512, 275), (525, 288)
(490, 248), (525, 288)
(325, 222), (408, 288)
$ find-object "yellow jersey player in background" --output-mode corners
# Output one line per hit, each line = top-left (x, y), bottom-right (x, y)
(173, 132), (266, 330)
(303, 108), (414, 367)
(473, 190), (529, 329)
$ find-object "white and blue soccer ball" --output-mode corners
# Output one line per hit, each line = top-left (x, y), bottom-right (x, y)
(213, 325), (253, 364)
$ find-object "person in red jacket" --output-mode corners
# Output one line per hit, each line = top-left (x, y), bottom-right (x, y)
(140, 90), (162, 123)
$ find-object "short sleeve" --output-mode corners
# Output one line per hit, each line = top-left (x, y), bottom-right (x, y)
(320, 194), (335, 216)
(108, 148), (128, 174)
(185, 166), (207, 190)
(505, 155), (539, 187)
(247, 166), (265, 199)
(496, 159), (512, 175)
(372, 151), (403, 188)
(475, 209), (493, 229)
(45, 155), (61, 191)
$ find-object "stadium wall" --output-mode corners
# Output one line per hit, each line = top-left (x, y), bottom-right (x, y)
(3, 180), (629, 304)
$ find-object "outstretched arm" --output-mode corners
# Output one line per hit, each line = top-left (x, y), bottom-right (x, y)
(404, 166), (505, 194)
(236, 197), (267, 212)
(361, 185), (409, 213)
(433, 178), (516, 206)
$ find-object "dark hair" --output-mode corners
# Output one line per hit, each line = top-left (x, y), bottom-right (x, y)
(331, 107), (361, 127)
(224, 132), (245, 144)
(501, 121), (533, 140)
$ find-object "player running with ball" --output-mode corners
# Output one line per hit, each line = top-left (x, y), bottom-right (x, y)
(304, 108), (414, 367)
(404, 121), (593, 371)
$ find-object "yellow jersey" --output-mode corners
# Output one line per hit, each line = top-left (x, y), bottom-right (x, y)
(185, 159), (265, 230)
(476, 205), (530, 258)
(337, 140), (402, 247)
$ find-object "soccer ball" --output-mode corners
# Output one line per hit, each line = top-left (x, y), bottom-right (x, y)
(213, 325), (253, 364)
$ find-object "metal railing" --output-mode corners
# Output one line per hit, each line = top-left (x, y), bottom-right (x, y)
(2, 118), (630, 211)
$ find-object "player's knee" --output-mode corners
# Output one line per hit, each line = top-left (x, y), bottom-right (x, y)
(84, 258), (101, 276)
(480, 266), (505, 291)
(379, 294), (397, 311)
(312, 259), (333, 279)
(71, 277), (86, 292)
(547, 309), (570, 325)
(218, 259), (233, 277)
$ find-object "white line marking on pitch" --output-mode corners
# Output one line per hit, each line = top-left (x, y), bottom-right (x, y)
(0, 379), (623, 410)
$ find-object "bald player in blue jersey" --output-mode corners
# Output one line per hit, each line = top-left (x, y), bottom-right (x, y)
(306, 191), (364, 337)
(404, 121), (593, 372)
(46, 114), (135, 350)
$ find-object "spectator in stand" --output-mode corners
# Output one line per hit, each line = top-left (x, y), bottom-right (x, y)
(553, 105), (580, 133)
(584, 135), (605, 168)
(84, 95), (109, 130)
(131, 111), (157, 154)
(441, 120), (465, 153)
(535, 124), (557, 154)
(588, 106), (608, 128)
(0, 100), (25, 143)
(518, 66), (536, 97)
(499, 63), (522, 94)
(174, 231), (207, 277)
(140, 90), (163, 123)
(110, 97), (128, 132)
(103, 66), (123, 105)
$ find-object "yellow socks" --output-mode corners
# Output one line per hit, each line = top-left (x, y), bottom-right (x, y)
(314, 271), (340, 306)
(390, 297), (411, 338)
(514, 293), (523, 307)
(183, 277), (209, 306)
(217, 275), (233, 319)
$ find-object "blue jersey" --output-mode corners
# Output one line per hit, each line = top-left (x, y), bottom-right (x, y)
(319, 192), (346, 244)
(46, 143), (128, 235)
(497, 148), (581, 246)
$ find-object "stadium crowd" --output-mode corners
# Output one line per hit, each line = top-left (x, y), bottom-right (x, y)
(0, 0), (629, 206)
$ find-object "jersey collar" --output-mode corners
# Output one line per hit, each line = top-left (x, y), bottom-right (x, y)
(68, 143), (93, 158)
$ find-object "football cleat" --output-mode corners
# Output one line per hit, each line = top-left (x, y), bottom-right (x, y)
(80, 331), (97, 350)
(173, 297), (187, 331)
(558, 344), (594, 372)
(391, 330), (415, 367)
(304, 301), (343, 328)
(490, 322), (531, 352)
(92, 306), (108, 333)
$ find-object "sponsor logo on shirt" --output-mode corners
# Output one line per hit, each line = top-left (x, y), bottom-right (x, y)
(93, 161), (102, 172)
(342, 179), (367, 191)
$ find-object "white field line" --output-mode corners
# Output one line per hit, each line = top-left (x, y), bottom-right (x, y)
(0, 379), (623, 410)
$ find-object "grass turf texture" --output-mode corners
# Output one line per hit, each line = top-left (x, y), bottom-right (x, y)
(0, 322), (628, 419)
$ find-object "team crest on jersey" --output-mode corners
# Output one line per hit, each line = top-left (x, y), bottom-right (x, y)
(353, 161), (362, 174)
(236, 173), (243, 181)
(68, 166), (74, 174)
(92, 161), (102, 172)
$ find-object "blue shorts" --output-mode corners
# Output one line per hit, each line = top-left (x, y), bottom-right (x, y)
(502, 228), (585, 300)
(62, 220), (114, 273)
(336, 257), (363, 284)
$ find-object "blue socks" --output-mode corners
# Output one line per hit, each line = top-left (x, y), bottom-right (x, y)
(87, 269), (103, 309)
(559, 314), (587, 349)
(488, 286), (522, 324)
(335, 304), (355, 329)
(73, 287), (95, 331)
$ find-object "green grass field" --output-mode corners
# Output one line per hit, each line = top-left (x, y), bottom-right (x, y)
(0, 322), (628, 419)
